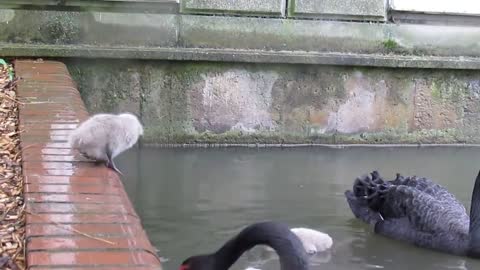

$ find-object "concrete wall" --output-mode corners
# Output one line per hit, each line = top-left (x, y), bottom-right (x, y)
(3, 1), (480, 144)
(65, 59), (480, 144)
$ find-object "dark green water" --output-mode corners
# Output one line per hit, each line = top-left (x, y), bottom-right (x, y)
(116, 146), (480, 270)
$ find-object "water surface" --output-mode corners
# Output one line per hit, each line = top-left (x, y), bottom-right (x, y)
(117, 146), (480, 270)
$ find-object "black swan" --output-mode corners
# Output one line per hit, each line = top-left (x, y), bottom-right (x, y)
(344, 170), (480, 257)
(179, 221), (310, 270)
(69, 112), (143, 175)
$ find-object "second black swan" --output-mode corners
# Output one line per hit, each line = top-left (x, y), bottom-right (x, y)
(179, 221), (309, 270)
(345, 170), (480, 257)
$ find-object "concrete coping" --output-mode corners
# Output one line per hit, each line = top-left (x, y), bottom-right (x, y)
(4, 45), (480, 70)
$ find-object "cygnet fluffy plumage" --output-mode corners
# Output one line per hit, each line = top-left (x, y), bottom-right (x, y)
(69, 112), (144, 174)
(290, 227), (333, 254)
(263, 227), (333, 255)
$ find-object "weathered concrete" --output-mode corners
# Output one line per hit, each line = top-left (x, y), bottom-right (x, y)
(6, 45), (480, 71)
(0, 0), (179, 13)
(16, 60), (163, 269)
(4, 4), (480, 145)
(65, 59), (480, 144)
(181, 0), (285, 17)
(289, 0), (387, 21)
(1, 10), (480, 68)
(0, 10), (178, 47)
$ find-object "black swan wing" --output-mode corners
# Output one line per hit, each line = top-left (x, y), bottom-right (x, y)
(346, 171), (469, 233)
(391, 174), (465, 212)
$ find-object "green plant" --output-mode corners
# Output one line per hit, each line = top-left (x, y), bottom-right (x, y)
(382, 39), (398, 50)
(0, 59), (14, 81)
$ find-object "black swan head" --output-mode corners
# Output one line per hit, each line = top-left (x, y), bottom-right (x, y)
(179, 221), (310, 270)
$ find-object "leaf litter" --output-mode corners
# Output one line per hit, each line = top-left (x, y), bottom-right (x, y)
(0, 60), (25, 270)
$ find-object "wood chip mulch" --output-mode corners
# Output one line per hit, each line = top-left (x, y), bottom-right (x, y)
(0, 61), (25, 270)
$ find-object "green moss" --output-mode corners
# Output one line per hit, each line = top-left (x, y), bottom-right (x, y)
(430, 76), (468, 104)
(66, 59), (142, 113)
(382, 39), (398, 50)
(141, 125), (467, 145)
(170, 61), (227, 84)
(332, 128), (465, 144)
(0, 10), (81, 44)
(142, 129), (334, 144)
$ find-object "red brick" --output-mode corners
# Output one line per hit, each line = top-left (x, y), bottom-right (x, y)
(26, 194), (126, 204)
(17, 60), (162, 269)
(27, 223), (147, 237)
(19, 116), (85, 123)
(20, 90), (79, 97)
(25, 184), (125, 194)
(19, 109), (82, 114)
(22, 155), (80, 163)
(19, 100), (81, 106)
(27, 202), (135, 215)
(20, 124), (79, 130)
(21, 142), (71, 148)
(24, 175), (120, 186)
(18, 79), (74, 84)
(29, 267), (160, 270)
(24, 130), (73, 137)
(15, 60), (69, 70)
(28, 266), (162, 270)
(24, 161), (104, 170)
(28, 251), (160, 266)
(19, 116), (83, 123)
(19, 110), (82, 115)
(28, 236), (154, 251)
(18, 103), (84, 109)
(18, 115), (82, 119)
(26, 213), (138, 224)
(20, 93), (79, 99)
(23, 167), (118, 177)
(23, 155), (79, 162)
(20, 73), (73, 80)
(23, 148), (74, 156)
(20, 137), (68, 144)
(19, 85), (79, 91)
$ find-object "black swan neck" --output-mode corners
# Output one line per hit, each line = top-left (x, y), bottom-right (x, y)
(213, 222), (309, 270)
(469, 170), (480, 255)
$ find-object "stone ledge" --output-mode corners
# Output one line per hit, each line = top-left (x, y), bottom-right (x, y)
(2, 10), (480, 64)
(5, 44), (480, 70)
(391, 11), (480, 26)
(0, 0), (179, 13)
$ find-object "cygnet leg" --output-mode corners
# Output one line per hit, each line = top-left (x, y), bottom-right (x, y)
(106, 158), (123, 175)
(105, 147), (123, 175)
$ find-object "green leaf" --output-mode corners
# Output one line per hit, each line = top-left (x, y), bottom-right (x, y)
(0, 59), (14, 81)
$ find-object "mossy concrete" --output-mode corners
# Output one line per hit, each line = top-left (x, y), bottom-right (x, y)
(0, 0), (179, 13)
(181, 0), (285, 17)
(0, 10), (177, 47)
(289, 0), (387, 21)
(64, 59), (480, 144)
(2, 9), (480, 69)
